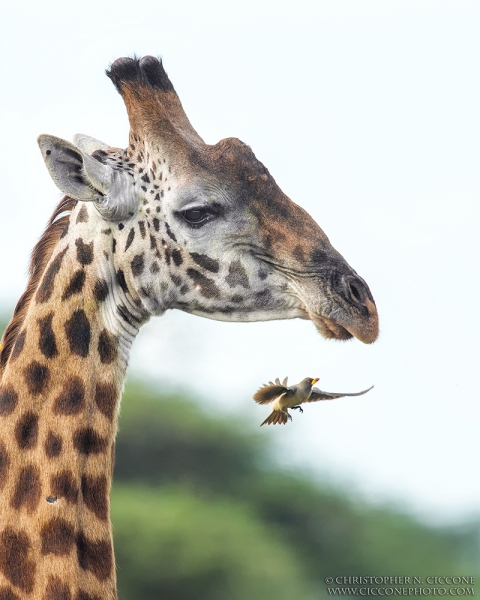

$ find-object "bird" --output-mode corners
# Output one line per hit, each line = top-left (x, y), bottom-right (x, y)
(253, 377), (374, 426)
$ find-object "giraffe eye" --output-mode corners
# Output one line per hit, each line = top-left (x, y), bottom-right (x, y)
(178, 202), (223, 228)
(183, 207), (210, 224)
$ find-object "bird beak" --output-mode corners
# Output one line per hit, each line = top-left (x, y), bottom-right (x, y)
(311, 378), (320, 385)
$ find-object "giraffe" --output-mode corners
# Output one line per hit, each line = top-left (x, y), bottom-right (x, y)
(0, 56), (378, 599)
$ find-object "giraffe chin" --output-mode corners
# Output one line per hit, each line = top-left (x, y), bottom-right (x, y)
(311, 314), (379, 344)
(312, 316), (353, 341)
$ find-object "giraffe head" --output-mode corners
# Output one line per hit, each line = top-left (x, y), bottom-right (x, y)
(38, 56), (378, 344)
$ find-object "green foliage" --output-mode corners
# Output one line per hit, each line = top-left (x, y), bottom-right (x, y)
(112, 485), (313, 600)
(113, 381), (477, 598)
(245, 473), (471, 580)
(115, 383), (266, 493)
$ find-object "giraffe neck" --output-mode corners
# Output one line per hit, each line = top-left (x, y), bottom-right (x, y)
(0, 209), (145, 599)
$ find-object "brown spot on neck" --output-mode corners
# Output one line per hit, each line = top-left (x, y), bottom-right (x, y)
(41, 519), (75, 556)
(10, 465), (41, 513)
(45, 432), (63, 458)
(38, 312), (59, 359)
(98, 331), (118, 365)
(0, 528), (36, 592)
(9, 330), (26, 362)
(62, 269), (86, 300)
(15, 413), (39, 449)
(81, 474), (108, 521)
(43, 576), (72, 600)
(76, 591), (102, 600)
(35, 246), (69, 304)
(65, 310), (91, 357)
(0, 442), (11, 491)
(0, 386), (18, 416)
(0, 586), (21, 600)
(73, 428), (108, 455)
(24, 361), (50, 395)
(93, 279), (109, 303)
(50, 471), (79, 504)
(125, 227), (135, 251)
(94, 383), (118, 421)
(76, 532), (113, 581)
(75, 238), (94, 266)
(53, 378), (86, 416)
(131, 253), (145, 277)
(76, 205), (89, 223)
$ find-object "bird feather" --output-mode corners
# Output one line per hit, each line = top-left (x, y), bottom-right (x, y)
(307, 385), (374, 402)
(260, 410), (289, 426)
(253, 382), (290, 405)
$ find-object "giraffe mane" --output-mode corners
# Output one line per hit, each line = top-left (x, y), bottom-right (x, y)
(0, 195), (77, 376)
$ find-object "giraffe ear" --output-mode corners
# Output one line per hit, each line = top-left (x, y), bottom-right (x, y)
(38, 134), (139, 222)
(73, 133), (110, 155)
(38, 134), (101, 201)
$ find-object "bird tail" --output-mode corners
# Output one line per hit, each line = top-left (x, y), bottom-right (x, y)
(260, 410), (289, 426)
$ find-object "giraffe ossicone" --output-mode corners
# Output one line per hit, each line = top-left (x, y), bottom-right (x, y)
(0, 55), (378, 599)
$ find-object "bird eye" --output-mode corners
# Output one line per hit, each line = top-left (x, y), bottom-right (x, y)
(183, 207), (209, 224)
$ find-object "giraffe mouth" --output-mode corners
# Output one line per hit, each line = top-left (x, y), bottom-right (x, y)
(297, 280), (379, 344)
(312, 314), (353, 341)
(307, 304), (378, 344)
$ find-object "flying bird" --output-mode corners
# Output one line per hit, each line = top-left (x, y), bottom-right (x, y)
(253, 377), (374, 426)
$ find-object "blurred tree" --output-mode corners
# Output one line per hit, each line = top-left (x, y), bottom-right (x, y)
(112, 485), (314, 600)
(115, 381), (267, 493)
(246, 472), (472, 581)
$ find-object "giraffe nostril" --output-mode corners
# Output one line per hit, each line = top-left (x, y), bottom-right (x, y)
(46, 496), (57, 504)
(349, 283), (362, 304)
(342, 275), (368, 305)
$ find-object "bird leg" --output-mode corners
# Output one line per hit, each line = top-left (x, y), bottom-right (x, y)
(290, 405), (304, 413)
(281, 409), (293, 422)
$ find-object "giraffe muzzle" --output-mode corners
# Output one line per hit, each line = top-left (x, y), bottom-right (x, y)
(300, 271), (379, 344)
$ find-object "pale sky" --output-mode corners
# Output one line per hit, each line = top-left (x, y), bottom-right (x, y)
(1, 0), (479, 524)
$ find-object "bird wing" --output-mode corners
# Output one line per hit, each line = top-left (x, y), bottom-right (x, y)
(307, 385), (374, 402)
(253, 381), (292, 405)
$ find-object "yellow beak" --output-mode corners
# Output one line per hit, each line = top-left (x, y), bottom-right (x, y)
(311, 378), (319, 385)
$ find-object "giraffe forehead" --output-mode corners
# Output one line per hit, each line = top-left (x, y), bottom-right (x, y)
(100, 134), (266, 202)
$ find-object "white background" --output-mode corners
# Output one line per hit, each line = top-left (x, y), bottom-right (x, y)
(1, 1), (479, 523)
